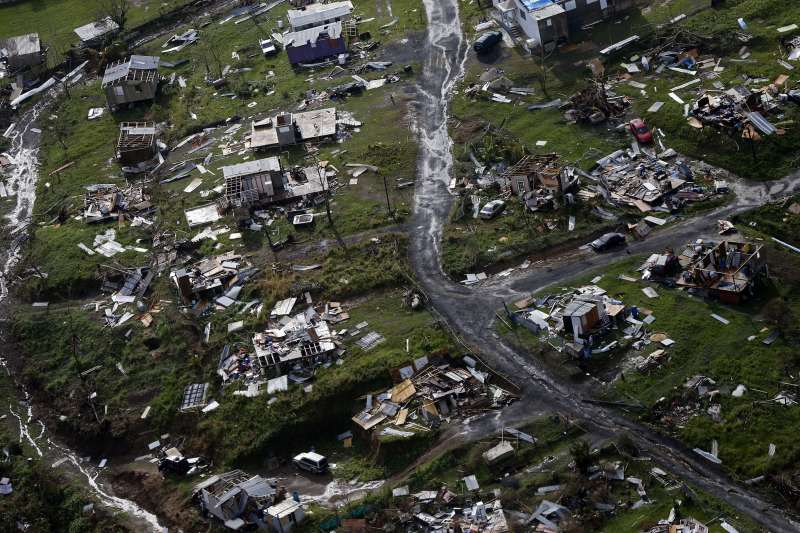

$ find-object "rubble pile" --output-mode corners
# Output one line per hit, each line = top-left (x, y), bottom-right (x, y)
(563, 82), (630, 124)
(590, 148), (721, 213)
(81, 184), (152, 223)
(171, 251), (260, 314)
(251, 298), (345, 382)
(352, 356), (518, 437)
(510, 282), (679, 371)
(192, 470), (302, 531)
(674, 239), (766, 303)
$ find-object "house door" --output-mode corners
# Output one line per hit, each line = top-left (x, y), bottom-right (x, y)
(517, 178), (526, 197)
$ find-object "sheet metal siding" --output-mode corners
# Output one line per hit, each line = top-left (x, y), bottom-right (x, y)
(287, 37), (346, 64)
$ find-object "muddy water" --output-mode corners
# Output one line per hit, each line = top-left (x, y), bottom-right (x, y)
(411, 0), (468, 275)
(0, 96), (166, 531)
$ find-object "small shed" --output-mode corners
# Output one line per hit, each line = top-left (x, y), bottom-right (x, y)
(117, 122), (157, 165)
(266, 498), (305, 533)
(102, 55), (160, 108)
(74, 17), (120, 48)
(284, 22), (347, 65)
(223, 157), (285, 207)
(0, 33), (45, 72)
(562, 299), (600, 341)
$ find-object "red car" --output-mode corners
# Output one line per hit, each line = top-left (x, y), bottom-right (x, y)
(628, 118), (653, 144)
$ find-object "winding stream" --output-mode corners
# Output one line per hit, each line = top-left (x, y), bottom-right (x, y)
(1, 90), (165, 532)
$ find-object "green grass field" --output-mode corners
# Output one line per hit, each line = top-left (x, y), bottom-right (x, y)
(0, 0), (193, 60)
(501, 238), (800, 487)
(400, 417), (761, 532)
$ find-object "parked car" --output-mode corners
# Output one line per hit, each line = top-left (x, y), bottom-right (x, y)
(479, 199), (505, 220)
(260, 38), (278, 56)
(293, 452), (329, 474)
(474, 31), (502, 54)
(589, 232), (626, 252)
(628, 118), (653, 144)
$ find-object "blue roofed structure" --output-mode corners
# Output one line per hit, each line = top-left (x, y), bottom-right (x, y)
(518, 0), (555, 10)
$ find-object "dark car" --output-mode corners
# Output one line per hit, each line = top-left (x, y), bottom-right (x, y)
(589, 232), (626, 252)
(474, 31), (502, 54)
(628, 118), (653, 144)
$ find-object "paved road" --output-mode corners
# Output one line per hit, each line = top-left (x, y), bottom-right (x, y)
(410, 0), (800, 530)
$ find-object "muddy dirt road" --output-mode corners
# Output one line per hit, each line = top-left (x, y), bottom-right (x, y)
(409, 0), (800, 530)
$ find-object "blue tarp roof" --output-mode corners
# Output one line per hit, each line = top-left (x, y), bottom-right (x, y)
(519, 0), (554, 10)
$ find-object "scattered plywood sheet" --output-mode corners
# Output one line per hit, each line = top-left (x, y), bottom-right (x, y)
(184, 178), (203, 193)
(642, 287), (659, 298)
(647, 101), (664, 113)
(391, 379), (416, 404)
(711, 313), (730, 325)
(668, 92), (685, 104)
(185, 204), (222, 227)
(670, 78), (701, 92)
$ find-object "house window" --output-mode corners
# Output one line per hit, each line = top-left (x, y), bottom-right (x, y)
(516, 178), (526, 196)
(114, 86), (124, 97)
(546, 18), (552, 26)
(518, 8), (526, 19)
(564, 0), (577, 10)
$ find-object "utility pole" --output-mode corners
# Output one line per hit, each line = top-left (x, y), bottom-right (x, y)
(381, 172), (393, 219)
(313, 156), (333, 225)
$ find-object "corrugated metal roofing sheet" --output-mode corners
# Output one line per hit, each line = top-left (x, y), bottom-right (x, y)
(287, 1), (353, 29)
(0, 33), (40, 58)
(74, 17), (120, 42)
(222, 157), (282, 179)
(102, 55), (159, 85)
(284, 22), (343, 47)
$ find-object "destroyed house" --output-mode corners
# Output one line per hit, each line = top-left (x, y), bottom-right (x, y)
(74, 17), (120, 48)
(193, 470), (279, 530)
(223, 157), (285, 207)
(284, 23), (347, 65)
(504, 154), (577, 199)
(0, 33), (45, 73)
(562, 297), (607, 342)
(593, 150), (697, 213)
(677, 240), (766, 304)
(117, 122), (157, 165)
(351, 358), (516, 436)
(252, 314), (337, 378)
(102, 55), (160, 108)
(251, 108), (337, 150)
(287, 1), (353, 31)
(172, 252), (257, 306)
